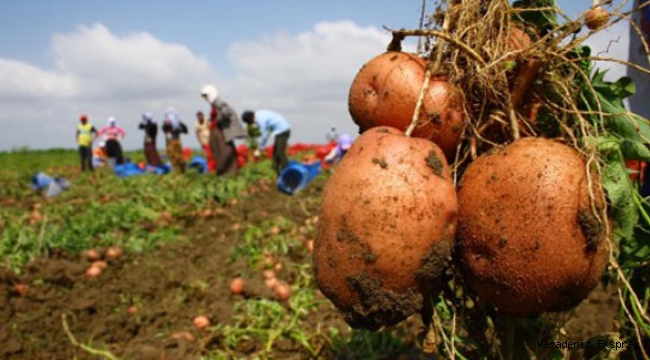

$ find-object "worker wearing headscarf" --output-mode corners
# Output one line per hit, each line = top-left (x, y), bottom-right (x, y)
(195, 111), (215, 172)
(326, 126), (339, 144)
(139, 111), (163, 167)
(201, 84), (247, 175)
(162, 108), (188, 173)
(98, 117), (126, 166)
(76, 114), (98, 172)
(324, 133), (353, 165)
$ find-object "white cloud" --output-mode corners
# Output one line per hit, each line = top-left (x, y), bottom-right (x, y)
(0, 20), (396, 151)
(0, 23), (216, 151)
(0, 59), (76, 99)
(50, 24), (213, 101)
(4, 18), (648, 153)
(226, 20), (393, 143)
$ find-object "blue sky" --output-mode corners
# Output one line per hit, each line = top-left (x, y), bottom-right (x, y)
(0, 1), (427, 71)
(0, 1), (636, 151)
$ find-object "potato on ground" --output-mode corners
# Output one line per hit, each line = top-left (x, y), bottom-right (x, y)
(457, 137), (609, 316)
(314, 126), (457, 330)
(348, 51), (466, 160)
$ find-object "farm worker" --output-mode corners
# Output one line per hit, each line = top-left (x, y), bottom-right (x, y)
(92, 141), (107, 167)
(324, 133), (353, 165)
(76, 114), (98, 172)
(201, 85), (247, 175)
(139, 111), (163, 167)
(98, 117), (126, 167)
(195, 111), (215, 172)
(162, 108), (188, 173)
(241, 109), (292, 175)
(326, 126), (339, 144)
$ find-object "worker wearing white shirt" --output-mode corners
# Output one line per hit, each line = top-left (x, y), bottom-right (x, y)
(242, 109), (291, 174)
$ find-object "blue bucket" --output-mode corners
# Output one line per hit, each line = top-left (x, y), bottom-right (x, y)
(188, 156), (207, 174)
(31, 172), (70, 197)
(114, 162), (145, 178)
(153, 163), (172, 175)
(277, 161), (321, 195)
(31, 172), (54, 190)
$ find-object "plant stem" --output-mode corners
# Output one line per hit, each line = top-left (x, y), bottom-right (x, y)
(505, 316), (515, 360)
(421, 292), (436, 353)
(405, 67), (433, 137)
(61, 313), (122, 360)
(510, 59), (541, 108)
(386, 28), (486, 66)
(508, 109), (521, 141)
(417, 0), (426, 53)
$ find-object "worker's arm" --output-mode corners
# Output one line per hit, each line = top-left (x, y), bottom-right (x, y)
(195, 125), (202, 143)
(258, 122), (271, 149)
(324, 147), (338, 163)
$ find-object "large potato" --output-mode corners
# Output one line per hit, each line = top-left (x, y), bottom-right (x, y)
(348, 51), (466, 160)
(314, 126), (457, 330)
(457, 137), (609, 315)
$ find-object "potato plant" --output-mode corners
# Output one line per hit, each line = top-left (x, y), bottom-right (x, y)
(314, 0), (650, 359)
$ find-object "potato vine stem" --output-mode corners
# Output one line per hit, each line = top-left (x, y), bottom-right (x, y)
(385, 27), (487, 66)
(405, 66), (433, 137)
(62, 313), (121, 360)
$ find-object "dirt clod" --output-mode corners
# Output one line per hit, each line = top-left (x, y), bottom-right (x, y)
(372, 157), (388, 169)
(344, 272), (422, 330)
(425, 151), (444, 178)
(578, 209), (602, 251)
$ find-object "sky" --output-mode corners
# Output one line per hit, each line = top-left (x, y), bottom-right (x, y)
(0, 0), (639, 152)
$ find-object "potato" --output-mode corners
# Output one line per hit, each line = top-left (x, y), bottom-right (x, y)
(348, 51), (466, 160)
(585, 6), (610, 30)
(505, 27), (532, 53)
(314, 126), (457, 330)
(457, 137), (609, 316)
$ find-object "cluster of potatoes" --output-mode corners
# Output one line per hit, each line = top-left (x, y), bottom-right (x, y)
(312, 51), (609, 330)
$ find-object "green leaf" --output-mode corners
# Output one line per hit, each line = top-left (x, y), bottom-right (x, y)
(598, 138), (639, 244)
(592, 68), (606, 85)
(574, 46), (593, 74)
(512, 0), (559, 35)
(620, 222), (650, 267)
(611, 76), (636, 99)
(621, 140), (650, 162)
(581, 54), (650, 269)
(585, 78), (650, 146)
(604, 110), (650, 145)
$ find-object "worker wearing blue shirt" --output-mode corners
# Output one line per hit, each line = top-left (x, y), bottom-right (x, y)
(242, 109), (291, 174)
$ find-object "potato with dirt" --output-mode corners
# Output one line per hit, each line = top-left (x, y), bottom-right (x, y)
(348, 51), (466, 160)
(457, 137), (610, 315)
(313, 126), (457, 330)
